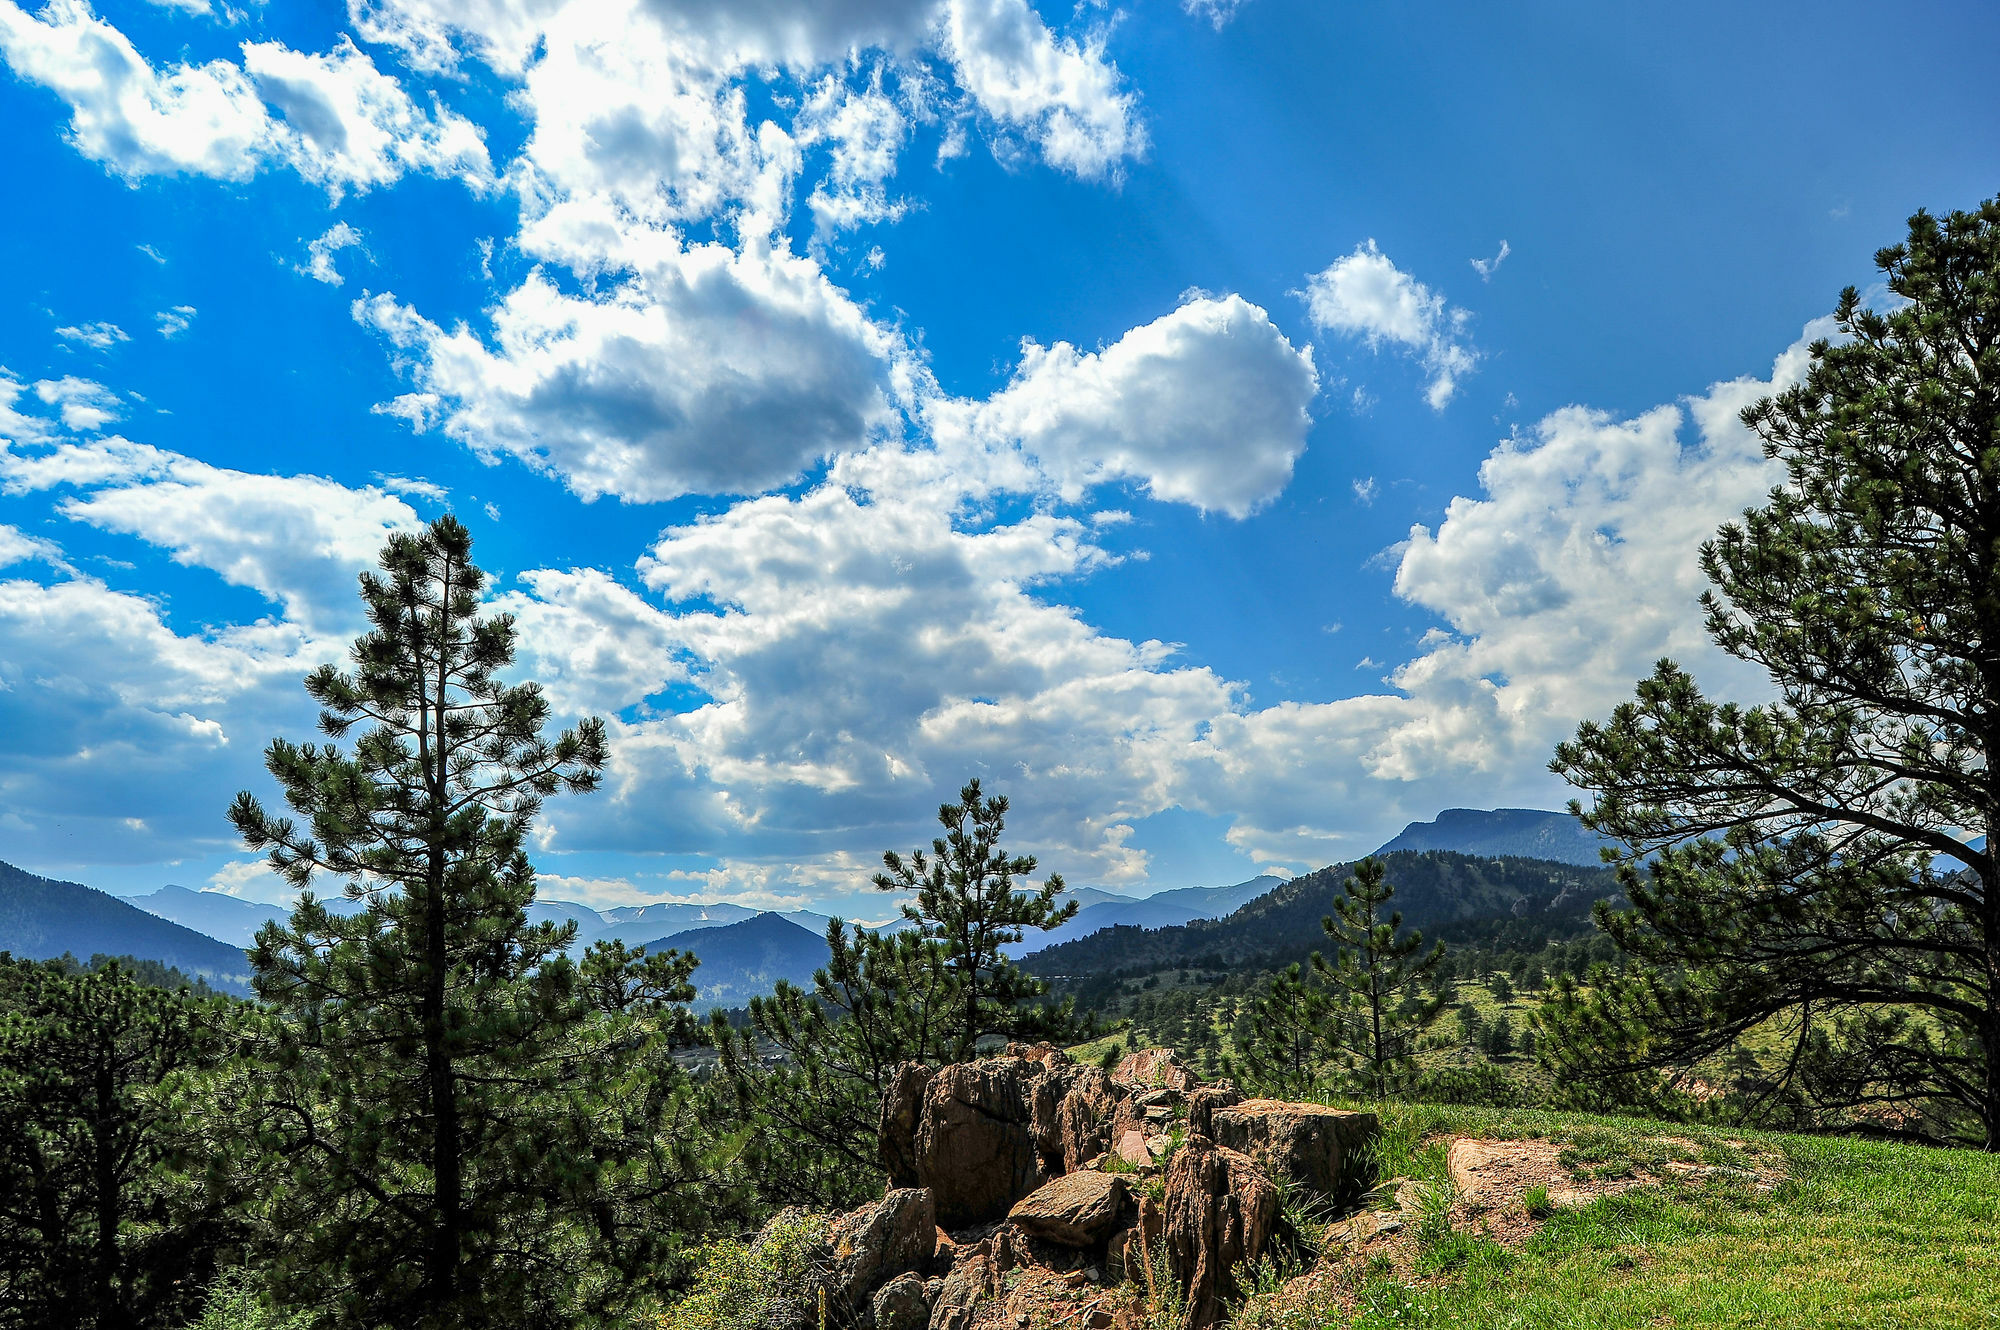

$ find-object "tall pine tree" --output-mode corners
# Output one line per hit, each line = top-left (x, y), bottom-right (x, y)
(874, 779), (1083, 1060)
(1545, 198), (2000, 1146)
(220, 517), (733, 1328)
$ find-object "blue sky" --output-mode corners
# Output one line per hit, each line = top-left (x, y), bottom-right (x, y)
(0, 0), (1994, 915)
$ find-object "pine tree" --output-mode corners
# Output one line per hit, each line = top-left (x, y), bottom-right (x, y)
(0, 958), (227, 1330)
(220, 517), (732, 1327)
(874, 779), (1084, 1059)
(1545, 198), (2000, 1146)
(1312, 858), (1447, 1099)
(725, 922), (963, 1209)
(1235, 962), (1333, 1098)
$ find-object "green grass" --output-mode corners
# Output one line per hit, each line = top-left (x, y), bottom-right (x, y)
(1256, 1102), (2000, 1329)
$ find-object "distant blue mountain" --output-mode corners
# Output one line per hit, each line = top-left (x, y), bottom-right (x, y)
(1, 861), (253, 993)
(642, 912), (832, 1010)
(1373, 808), (1618, 867)
(1011, 875), (1290, 958)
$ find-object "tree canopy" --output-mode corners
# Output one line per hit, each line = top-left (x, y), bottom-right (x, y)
(1545, 197), (2000, 1146)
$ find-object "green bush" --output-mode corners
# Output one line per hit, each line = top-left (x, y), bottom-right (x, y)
(188, 1272), (310, 1330)
(652, 1214), (836, 1330)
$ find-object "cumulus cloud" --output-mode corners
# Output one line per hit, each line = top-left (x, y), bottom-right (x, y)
(155, 305), (196, 338)
(0, 2), (486, 193)
(1301, 240), (1478, 409)
(0, 0), (271, 180)
(356, 225), (901, 502)
(242, 36), (490, 196)
(798, 73), (910, 233)
(56, 320), (129, 350)
(0, 523), (66, 569)
(34, 375), (120, 431)
(943, 0), (1144, 179)
(299, 221), (365, 284)
(946, 295), (1318, 518)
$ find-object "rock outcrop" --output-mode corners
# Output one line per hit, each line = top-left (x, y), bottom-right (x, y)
(1211, 1099), (1376, 1202)
(1164, 1136), (1280, 1330)
(831, 1045), (1374, 1328)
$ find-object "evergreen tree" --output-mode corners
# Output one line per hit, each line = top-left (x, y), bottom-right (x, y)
(1235, 962), (1333, 1098)
(873, 779), (1084, 1058)
(1545, 198), (2000, 1146)
(220, 517), (733, 1328)
(0, 958), (228, 1330)
(726, 922), (962, 1209)
(1312, 858), (1447, 1098)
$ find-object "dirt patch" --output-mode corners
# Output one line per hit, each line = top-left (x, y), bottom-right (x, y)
(1237, 1133), (1788, 1323)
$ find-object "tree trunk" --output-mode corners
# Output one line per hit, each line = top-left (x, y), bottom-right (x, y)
(91, 1060), (118, 1329)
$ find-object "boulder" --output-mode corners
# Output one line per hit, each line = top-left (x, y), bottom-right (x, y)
(828, 1188), (937, 1307)
(927, 1251), (999, 1330)
(1008, 1170), (1131, 1247)
(1211, 1099), (1377, 1202)
(1113, 1048), (1198, 1092)
(911, 1061), (1052, 1227)
(1164, 1137), (1279, 1330)
(872, 1273), (932, 1330)
(1114, 1129), (1152, 1168)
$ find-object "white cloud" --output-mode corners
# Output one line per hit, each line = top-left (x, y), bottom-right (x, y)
(1183, 0), (1248, 29)
(0, 2), (486, 194)
(136, 243), (166, 263)
(942, 0), (1144, 179)
(56, 320), (129, 350)
(34, 375), (120, 431)
(1301, 240), (1478, 409)
(300, 221), (365, 285)
(356, 222), (902, 502)
(1471, 239), (1510, 281)
(0, 523), (66, 569)
(947, 294), (1318, 518)
(798, 73), (910, 233)
(0, 0), (271, 180)
(1352, 476), (1377, 505)
(241, 36), (490, 197)
(1, 434), (423, 630)
(155, 305), (196, 338)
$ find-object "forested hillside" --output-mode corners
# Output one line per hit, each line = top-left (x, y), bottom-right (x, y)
(1024, 850), (1620, 980)
(0, 860), (252, 993)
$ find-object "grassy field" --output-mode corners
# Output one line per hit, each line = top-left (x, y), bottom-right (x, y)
(1239, 1101), (2000, 1330)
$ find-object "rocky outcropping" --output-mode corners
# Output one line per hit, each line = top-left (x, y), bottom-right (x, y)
(1211, 1099), (1376, 1202)
(815, 1044), (1379, 1328)
(1165, 1136), (1280, 1330)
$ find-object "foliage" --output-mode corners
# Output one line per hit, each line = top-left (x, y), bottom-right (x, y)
(214, 516), (740, 1329)
(1546, 197), (2000, 1147)
(874, 778), (1085, 1058)
(650, 1214), (837, 1330)
(0, 956), (231, 1330)
(725, 921), (962, 1209)
(1236, 858), (1447, 1099)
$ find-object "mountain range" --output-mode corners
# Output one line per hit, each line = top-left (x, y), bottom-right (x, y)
(0, 862), (254, 993)
(5, 807), (1609, 1007)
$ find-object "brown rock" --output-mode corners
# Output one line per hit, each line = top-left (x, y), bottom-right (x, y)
(1114, 1129), (1151, 1168)
(828, 1187), (937, 1306)
(1211, 1099), (1377, 1201)
(1007, 1171), (1131, 1247)
(881, 1062), (934, 1188)
(1055, 1067), (1135, 1171)
(1184, 1083), (1242, 1138)
(927, 1251), (1001, 1330)
(912, 1061), (1052, 1227)
(1113, 1047), (1197, 1092)
(1163, 1136), (1278, 1330)
(873, 1272), (932, 1330)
